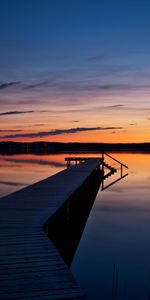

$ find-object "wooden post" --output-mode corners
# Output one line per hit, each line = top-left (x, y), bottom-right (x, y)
(102, 152), (104, 163)
(121, 164), (123, 177)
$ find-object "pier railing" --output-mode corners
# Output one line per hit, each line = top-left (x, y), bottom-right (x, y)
(102, 152), (128, 190)
(65, 154), (128, 191)
(102, 151), (128, 177)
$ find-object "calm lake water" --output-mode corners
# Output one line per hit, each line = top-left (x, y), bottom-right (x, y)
(0, 152), (150, 299)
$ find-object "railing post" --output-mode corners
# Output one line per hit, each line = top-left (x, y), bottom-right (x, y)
(103, 152), (128, 169)
(102, 177), (104, 191)
(102, 152), (105, 190)
(102, 152), (104, 163)
(101, 152), (128, 191)
(121, 164), (123, 177)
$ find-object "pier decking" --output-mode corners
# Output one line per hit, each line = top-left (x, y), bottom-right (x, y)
(0, 158), (102, 300)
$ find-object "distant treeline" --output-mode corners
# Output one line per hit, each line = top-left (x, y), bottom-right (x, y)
(0, 141), (150, 154)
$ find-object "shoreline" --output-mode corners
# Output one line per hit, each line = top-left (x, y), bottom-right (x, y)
(0, 141), (150, 154)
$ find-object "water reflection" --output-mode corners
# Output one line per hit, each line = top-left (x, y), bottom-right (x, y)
(0, 153), (100, 197)
(44, 166), (101, 267)
(71, 153), (150, 300)
(0, 154), (66, 197)
(1, 152), (150, 299)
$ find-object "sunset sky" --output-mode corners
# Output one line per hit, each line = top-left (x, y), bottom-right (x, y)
(0, 0), (150, 143)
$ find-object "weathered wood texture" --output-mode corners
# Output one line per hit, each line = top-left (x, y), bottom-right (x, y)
(0, 158), (102, 300)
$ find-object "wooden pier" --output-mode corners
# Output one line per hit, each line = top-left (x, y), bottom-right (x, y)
(65, 157), (96, 168)
(0, 158), (102, 300)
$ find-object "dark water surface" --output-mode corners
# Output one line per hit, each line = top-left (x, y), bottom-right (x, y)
(71, 153), (150, 300)
(0, 153), (150, 299)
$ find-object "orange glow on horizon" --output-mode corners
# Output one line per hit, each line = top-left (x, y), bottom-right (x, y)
(0, 123), (150, 144)
(0, 100), (150, 143)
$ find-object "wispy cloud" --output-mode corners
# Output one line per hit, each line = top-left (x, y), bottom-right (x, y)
(0, 110), (34, 116)
(0, 82), (19, 90)
(129, 123), (137, 126)
(107, 104), (124, 108)
(8, 75), (149, 96)
(0, 110), (50, 116)
(111, 131), (117, 134)
(23, 75), (61, 90)
(23, 81), (49, 90)
(84, 83), (150, 92)
(0, 129), (23, 132)
(50, 104), (125, 114)
(32, 123), (47, 127)
(0, 74), (150, 108)
(0, 180), (26, 186)
(2, 126), (123, 139)
(86, 54), (112, 63)
(22, 79), (150, 93)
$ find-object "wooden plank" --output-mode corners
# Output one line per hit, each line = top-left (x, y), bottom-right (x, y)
(0, 288), (85, 299)
(0, 269), (74, 281)
(10, 296), (85, 300)
(0, 158), (102, 300)
(0, 274), (77, 295)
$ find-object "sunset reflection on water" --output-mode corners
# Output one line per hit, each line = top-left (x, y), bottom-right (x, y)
(0, 152), (100, 197)
(71, 153), (150, 300)
(1, 152), (150, 300)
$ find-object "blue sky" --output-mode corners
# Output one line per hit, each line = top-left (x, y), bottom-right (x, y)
(0, 0), (150, 142)
(1, 0), (150, 81)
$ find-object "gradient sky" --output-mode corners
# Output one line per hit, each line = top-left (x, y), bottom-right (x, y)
(0, 0), (150, 143)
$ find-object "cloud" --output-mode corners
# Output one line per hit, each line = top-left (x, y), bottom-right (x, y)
(32, 123), (47, 127)
(107, 104), (124, 108)
(0, 73), (150, 108)
(32, 79), (150, 94)
(50, 104), (125, 114)
(0, 110), (50, 116)
(0, 180), (26, 186)
(0, 106), (124, 117)
(0, 82), (19, 90)
(0, 110), (34, 116)
(86, 54), (112, 63)
(0, 129), (23, 132)
(85, 83), (150, 92)
(111, 131), (116, 134)
(2, 126), (123, 139)
(13, 76), (150, 97)
(23, 81), (49, 90)
(22, 80), (150, 94)
(23, 75), (62, 90)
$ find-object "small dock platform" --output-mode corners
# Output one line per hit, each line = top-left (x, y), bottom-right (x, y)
(65, 157), (97, 168)
(0, 158), (102, 300)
